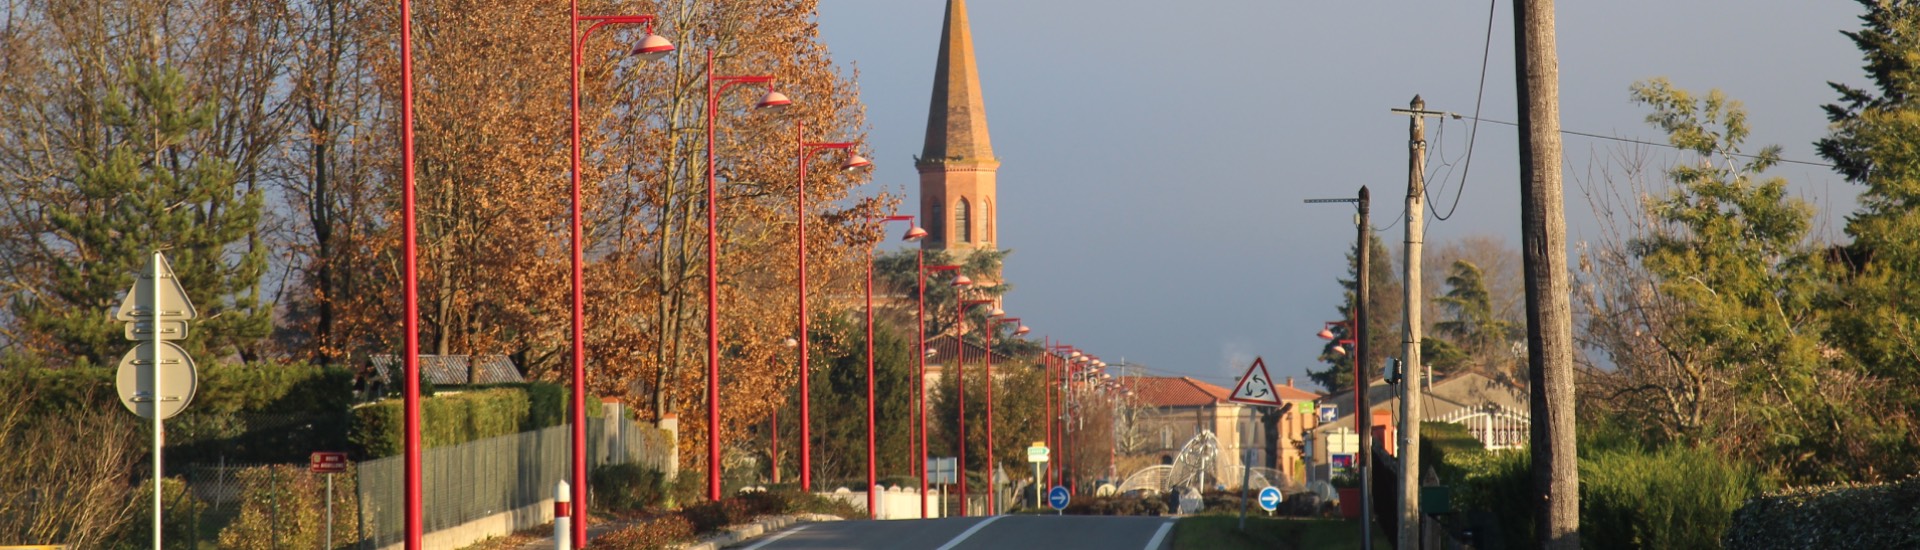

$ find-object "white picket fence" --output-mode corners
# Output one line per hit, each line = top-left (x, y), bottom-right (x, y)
(1432, 404), (1530, 450)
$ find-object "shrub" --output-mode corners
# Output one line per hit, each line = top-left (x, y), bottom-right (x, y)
(1451, 445), (1770, 550)
(1581, 446), (1767, 550)
(1723, 476), (1920, 549)
(593, 463), (667, 512)
(216, 464), (358, 550)
(100, 477), (205, 549)
(1420, 421), (1486, 485)
(596, 515), (694, 550)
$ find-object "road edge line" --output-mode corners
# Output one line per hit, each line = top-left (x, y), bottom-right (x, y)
(1143, 520), (1175, 550)
(740, 524), (810, 550)
(933, 515), (1007, 550)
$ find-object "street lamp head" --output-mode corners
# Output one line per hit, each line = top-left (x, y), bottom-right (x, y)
(634, 34), (676, 61)
(783, 337), (799, 348)
(1316, 328), (1337, 340)
(1014, 325), (1030, 336)
(1331, 343), (1349, 356)
(902, 226), (928, 242)
(1069, 351), (1082, 359)
(925, 347), (939, 358)
(841, 154), (872, 171)
(988, 306), (1005, 317)
(952, 274), (974, 287)
(755, 89), (792, 110)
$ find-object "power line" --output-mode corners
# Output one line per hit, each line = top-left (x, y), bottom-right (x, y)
(1430, 0), (1499, 222)
(1449, 114), (1836, 168)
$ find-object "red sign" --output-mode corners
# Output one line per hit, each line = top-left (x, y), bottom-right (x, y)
(310, 451), (349, 474)
(1227, 357), (1286, 406)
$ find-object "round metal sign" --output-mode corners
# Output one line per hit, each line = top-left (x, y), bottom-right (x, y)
(116, 341), (198, 420)
(1258, 486), (1283, 512)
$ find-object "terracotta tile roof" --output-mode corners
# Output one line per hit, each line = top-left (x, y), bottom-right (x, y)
(1122, 375), (1322, 408)
(1126, 376), (1233, 408)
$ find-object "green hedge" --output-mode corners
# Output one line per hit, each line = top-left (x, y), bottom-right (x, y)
(1581, 446), (1768, 550)
(0, 363), (357, 463)
(1723, 476), (1920, 549)
(1420, 421), (1486, 486)
(1445, 444), (1769, 550)
(348, 382), (571, 458)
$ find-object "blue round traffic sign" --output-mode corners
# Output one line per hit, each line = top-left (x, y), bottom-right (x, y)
(1047, 485), (1071, 510)
(1257, 486), (1283, 511)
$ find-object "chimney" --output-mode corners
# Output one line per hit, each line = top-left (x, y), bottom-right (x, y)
(1286, 376), (1294, 388)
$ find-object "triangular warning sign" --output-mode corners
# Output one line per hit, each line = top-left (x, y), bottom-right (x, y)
(116, 252), (198, 322)
(1227, 357), (1284, 406)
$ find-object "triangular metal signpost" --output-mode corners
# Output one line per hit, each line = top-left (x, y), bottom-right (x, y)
(1227, 357), (1285, 406)
(113, 251), (198, 550)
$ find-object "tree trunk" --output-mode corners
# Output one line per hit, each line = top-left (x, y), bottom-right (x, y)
(1513, 0), (1580, 547)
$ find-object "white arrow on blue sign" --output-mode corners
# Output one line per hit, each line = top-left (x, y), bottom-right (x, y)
(1257, 486), (1283, 511)
(1047, 486), (1071, 510)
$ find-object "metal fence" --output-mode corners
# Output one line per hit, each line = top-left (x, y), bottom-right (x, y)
(356, 413), (672, 548)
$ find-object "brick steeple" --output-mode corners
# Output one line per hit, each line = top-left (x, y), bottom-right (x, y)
(917, 0), (999, 253)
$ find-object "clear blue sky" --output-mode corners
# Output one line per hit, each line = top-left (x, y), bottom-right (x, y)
(817, 0), (1862, 391)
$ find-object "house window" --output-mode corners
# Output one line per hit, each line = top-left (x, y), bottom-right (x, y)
(955, 199), (972, 243)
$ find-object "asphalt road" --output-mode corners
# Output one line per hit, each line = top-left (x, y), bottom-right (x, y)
(732, 515), (1177, 550)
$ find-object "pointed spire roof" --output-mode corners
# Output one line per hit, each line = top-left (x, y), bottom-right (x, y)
(918, 0), (995, 168)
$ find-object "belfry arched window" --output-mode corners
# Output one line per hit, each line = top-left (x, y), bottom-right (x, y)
(955, 199), (972, 243)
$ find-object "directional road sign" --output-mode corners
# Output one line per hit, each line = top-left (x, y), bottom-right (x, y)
(1047, 485), (1071, 510)
(1258, 486), (1283, 512)
(1027, 442), (1050, 463)
(115, 341), (198, 420)
(1228, 357), (1284, 406)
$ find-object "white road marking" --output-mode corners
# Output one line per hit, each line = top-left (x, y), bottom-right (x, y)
(742, 524), (810, 550)
(933, 515), (1007, 550)
(1142, 520), (1175, 550)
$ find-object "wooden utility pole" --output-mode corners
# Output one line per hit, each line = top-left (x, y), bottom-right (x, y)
(1513, 0), (1580, 547)
(1392, 96), (1443, 550)
(1354, 186), (1373, 550)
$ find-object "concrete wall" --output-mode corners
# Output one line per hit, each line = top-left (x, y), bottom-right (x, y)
(822, 486), (944, 520)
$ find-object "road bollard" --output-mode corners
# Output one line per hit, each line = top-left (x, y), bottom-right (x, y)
(555, 480), (572, 550)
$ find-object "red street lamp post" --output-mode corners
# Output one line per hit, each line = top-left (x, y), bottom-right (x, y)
(793, 123), (869, 492)
(701, 50), (788, 503)
(565, 8), (673, 545)
(922, 264), (970, 516)
(864, 216), (925, 518)
(954, 296), (995, 514)
(1043, 344), (1076, 488)
(982, 316), (1027, 513)
(397, 0), (421, 545)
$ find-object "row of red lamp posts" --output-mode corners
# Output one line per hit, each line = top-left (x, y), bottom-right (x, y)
(395, 5), (1074, 541)
(394, 6), (881, 547)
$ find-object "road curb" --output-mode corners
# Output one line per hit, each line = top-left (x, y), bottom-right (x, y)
(676, 513), (844, 550)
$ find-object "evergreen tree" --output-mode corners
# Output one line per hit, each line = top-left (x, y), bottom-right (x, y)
(1817, 0), (1920, 400)
(1432, 260), (1521, 378)
(1626, 79), (1891, 481)
(1308, 230), (1400, 394)
(10, 63), (269, 367)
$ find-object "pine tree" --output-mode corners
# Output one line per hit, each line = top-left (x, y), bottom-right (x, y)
(1817, 0), (1920, 398)
(11, 63), (269, 367)
(1308, 230), (1400, 394)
